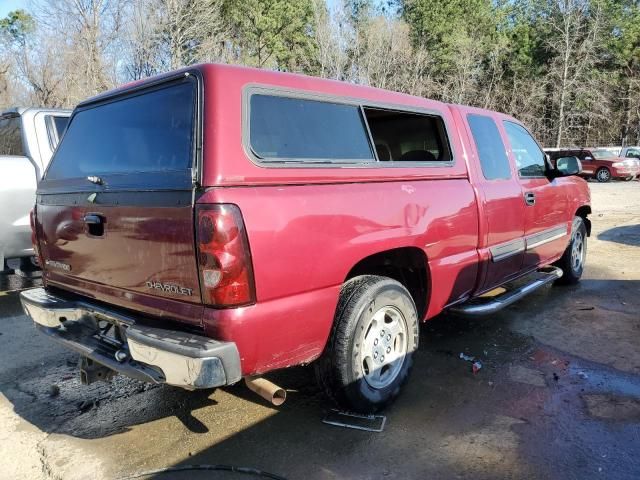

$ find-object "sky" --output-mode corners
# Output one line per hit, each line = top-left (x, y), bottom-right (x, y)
(0, 0), (25, 18)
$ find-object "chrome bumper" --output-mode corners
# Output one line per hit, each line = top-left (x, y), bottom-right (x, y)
(20, 288), (242, 389)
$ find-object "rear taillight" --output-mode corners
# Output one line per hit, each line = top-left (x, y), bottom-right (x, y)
(196, 204), (256, 307)
(29, 208), (41, 265)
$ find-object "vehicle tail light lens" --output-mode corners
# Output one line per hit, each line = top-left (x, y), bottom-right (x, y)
(196, 204), (256, 307)
(29, 207), (41, 266)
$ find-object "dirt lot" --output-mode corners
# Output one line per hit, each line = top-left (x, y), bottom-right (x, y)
(1, 181), (639, 480)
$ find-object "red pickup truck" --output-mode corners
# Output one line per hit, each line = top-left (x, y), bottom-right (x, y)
(20, 64), (591, 413)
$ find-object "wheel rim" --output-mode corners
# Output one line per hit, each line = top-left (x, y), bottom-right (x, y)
(571, 230), (585, 272)
(358, 305), (408, 389)
(597, 169), (610, 181)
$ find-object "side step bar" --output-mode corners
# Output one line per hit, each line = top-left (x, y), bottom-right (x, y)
(449, 266), (563, 317)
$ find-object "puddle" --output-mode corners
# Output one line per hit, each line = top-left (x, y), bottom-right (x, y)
(568, 364), (640, 399)
(583, 394), (640, 421)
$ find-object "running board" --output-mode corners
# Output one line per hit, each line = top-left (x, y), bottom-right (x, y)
(449, 266), (563, 317)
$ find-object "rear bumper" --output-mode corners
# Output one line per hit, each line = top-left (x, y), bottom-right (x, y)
(20, 288), (242, 389)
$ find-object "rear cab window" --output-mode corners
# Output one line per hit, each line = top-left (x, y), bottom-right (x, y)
(0, 115), (25, 156)
(44, 79), (196, 187)
(246, 90), (452, 166)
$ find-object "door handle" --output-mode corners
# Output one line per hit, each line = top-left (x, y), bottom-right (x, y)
(524, 192), (536, 206)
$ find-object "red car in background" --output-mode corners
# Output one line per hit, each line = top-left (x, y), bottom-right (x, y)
(546, 148), (639, 182)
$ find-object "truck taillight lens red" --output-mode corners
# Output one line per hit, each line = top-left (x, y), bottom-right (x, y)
(196, 204), (256, 307)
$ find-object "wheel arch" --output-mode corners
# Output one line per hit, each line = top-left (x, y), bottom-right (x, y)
(344, 247), (430, 320)
(576, 205), (592, 236)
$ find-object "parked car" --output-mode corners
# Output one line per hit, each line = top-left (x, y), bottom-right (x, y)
(20, 65), (591, 413)
(545, 148), (639, 182)
(589, 148), (640, 181)
(0, 107), (70, 272)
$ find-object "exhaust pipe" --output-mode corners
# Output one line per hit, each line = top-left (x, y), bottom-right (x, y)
(244, 376), (286, 406)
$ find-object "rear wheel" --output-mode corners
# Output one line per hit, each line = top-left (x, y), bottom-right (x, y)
(554, 216), (587, 285)
(19, 257), (39, 272)
(315, 275), (419, 413)
(596, 168), (611, 183)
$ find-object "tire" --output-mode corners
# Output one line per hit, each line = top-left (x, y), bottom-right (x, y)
(554, 216), (587, 285)
(19, 256), (39, 272)
(315, 275), (419, 413)
(596, 167), (611, 183)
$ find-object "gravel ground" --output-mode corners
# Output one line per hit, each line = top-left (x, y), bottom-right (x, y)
(0, 180), (639, 480)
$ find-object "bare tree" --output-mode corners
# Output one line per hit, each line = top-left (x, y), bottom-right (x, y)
(544, 0), (605, 147)
(122, 2), (162, 80)
(158, 0), (229, 69)
(312, 0), (350, 80)
(33, 0), (127, 98)
(122, 0), (229, 80)
(14, 34), (68, 106)
(351, 16), (432, 97)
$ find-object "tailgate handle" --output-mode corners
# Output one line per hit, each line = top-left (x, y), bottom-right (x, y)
(84, 214), (105, 237)
(84, 214), (102, 225)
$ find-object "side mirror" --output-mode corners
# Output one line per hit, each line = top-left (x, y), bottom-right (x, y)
(555, 156), (582, 176)
(584, 156), (592, 161)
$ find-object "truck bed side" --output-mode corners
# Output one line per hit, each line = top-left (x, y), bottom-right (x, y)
(198, 178), (479, 374)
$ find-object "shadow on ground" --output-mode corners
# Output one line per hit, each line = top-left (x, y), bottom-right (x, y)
(598, 224), (640, 247)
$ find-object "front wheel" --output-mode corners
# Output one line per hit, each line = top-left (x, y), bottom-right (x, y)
(554, 216), (587, 284)
(596, 168), (611, 183)
(315, 275), (419, 413)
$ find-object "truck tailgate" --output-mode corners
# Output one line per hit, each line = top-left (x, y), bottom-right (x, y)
(35, 76), (203, 324)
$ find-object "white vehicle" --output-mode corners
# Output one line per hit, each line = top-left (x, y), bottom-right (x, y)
(0, 107), (70, 272)
(618, 146), (640, 159)
(591, 145), (640, 158)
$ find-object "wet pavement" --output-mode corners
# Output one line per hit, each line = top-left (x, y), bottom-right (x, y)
(1, 181), (639, 480)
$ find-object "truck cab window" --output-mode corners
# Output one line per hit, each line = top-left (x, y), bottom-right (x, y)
(467, 114), (511, 180)
(503, 121), (546, 178)
(363, 108), (451, 163)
